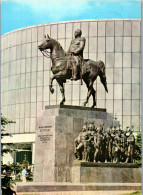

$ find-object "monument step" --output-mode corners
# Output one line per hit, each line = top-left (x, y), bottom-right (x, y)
(16, 182), (142, 193)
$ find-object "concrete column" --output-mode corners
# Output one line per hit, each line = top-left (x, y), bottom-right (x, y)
(32, 143), (35, 164)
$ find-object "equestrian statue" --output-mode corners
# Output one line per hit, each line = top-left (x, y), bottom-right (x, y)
(38, 29), (108, 107)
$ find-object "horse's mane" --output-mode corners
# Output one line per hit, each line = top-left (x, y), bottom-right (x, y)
(50, 38), (65, 54)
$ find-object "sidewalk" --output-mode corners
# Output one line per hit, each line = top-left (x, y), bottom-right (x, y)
(16, 190), (141, 195)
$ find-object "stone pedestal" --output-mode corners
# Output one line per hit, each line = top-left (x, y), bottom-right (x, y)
(34, 105), (108, 182)
(72, 161), (142, 183)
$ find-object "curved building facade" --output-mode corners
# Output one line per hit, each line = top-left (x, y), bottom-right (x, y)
(1, 19), (141, 163)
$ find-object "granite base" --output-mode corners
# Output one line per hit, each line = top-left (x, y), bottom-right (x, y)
(72, 161), (142, 183)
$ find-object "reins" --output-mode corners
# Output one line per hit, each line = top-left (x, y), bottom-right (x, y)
(41, 50), (51, 58)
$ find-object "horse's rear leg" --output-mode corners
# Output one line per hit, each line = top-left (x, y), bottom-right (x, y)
(82, 80), (96, 107)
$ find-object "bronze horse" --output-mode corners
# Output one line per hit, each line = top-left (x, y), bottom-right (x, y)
(38, 34), (108, 107)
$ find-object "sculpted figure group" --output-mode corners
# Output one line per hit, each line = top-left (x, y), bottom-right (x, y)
(74, 123), (135, 163)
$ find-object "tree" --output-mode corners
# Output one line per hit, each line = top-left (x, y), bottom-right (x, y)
(1, 114), (16, 195)
(135, 133), (142, 164)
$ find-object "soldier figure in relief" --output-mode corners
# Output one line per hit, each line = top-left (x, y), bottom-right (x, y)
(67, 29), (86, 80)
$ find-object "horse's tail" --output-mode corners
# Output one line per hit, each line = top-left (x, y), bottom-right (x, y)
(98, 60), (108, 93)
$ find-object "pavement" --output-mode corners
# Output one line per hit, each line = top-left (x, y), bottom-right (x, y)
(16, 191), (141, 195)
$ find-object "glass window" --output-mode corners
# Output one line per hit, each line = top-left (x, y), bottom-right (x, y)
(123, 100), (131, 115)
(44, 86), (49, 102)
(20, 74), (25, 88)
(31, 72), (37, 87)
(26, 58), (31, 73)
(32, 28), (38, 42)
(21, 44), (26, 59)
(115, 53), (122, 67)
(25, 103), (30, 118)
(44, 71), (50, 86)
(51, 25), (57, 39)
(98, 22), (105, 36)
(123, 68), (131, 84)
(89, 37), (97, 53)
(132, 100), (140, 115)
(37, 102), (43, 117)
(15, 119), (20, 133)
(123, 116), (131, 129)
(20, 103), (25, 118)
(25, 118), (30, 133)
(26, 43), (32, 58)
(31, 57), (37, 72)
(20, 118), (25, 133)
(15, 75), (21, 90)
(98, 37), (105, 52)
(124, 21), (131, 36)
(30, 118), (36, 132)
(37, 71), (43, 86)
(123, 84), (131, 100)
(26, 73), (31, 88)
(132, 68), (140, 84)
(16, 60), (21, 74)
(106, 68), (113, 84)
(66, 23), (73, 38)
(20, 89), (25, 103)
(16, 30), (21, 45)
(72, 84), (80, 102)
(81, 22), (89, 37)
(27, 28), (32, 43)
(89, 22), (97, 37)
(37, 87), (43, 102)
(114, 68), (122, 83)
(31, 102), (36, 117)
(38, 56), (43, 71)
(38, 26), (44, 41)
(32, 42), (38, 57)
(106, 84), (113, 100)
(16, 104), (20, 118)
(96, 100), (105, 109)
(21, 30), (26, 44)
(106, 37), (114, 52)
(106, 21), (114, 36)
(97, 84), (105, 100)
(132, 84), (140, 99)
(132, 53), (140, 67)
(123, 53), (131, 67)
(31, 87), (36, 102)
(114, 84), (122, 99)
(132, 37), (140, 52)
(123, 37), (131, 52)
(131, 116), (140, 130)
(115, 37), (122, 52)
(44, 57), (51, 71)
(17, 45), (21, 60)
(25, 88), (30, 103)
(58, 23), (65, 39)
(132, 21), (140, 36)
(16, 89), (21, 104)
(114, 100), (122, 115)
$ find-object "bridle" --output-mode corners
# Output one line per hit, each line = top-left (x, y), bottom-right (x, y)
(41, 49), (51, 58)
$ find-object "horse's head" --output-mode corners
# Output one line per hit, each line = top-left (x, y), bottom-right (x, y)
(38, 34), (53, 51)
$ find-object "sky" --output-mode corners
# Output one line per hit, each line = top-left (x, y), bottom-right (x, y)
(1, 0), (141, 35)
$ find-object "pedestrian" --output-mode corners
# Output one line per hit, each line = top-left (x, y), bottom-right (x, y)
(21, 167), (27, 182)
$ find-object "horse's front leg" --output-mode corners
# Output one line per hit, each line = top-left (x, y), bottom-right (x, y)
(49, 75), (55, 94)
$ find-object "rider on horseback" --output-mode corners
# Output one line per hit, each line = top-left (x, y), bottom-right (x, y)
(67, 29), (86, 81)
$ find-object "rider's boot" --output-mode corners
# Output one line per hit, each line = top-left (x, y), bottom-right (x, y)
(71, 66), (78, 81)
